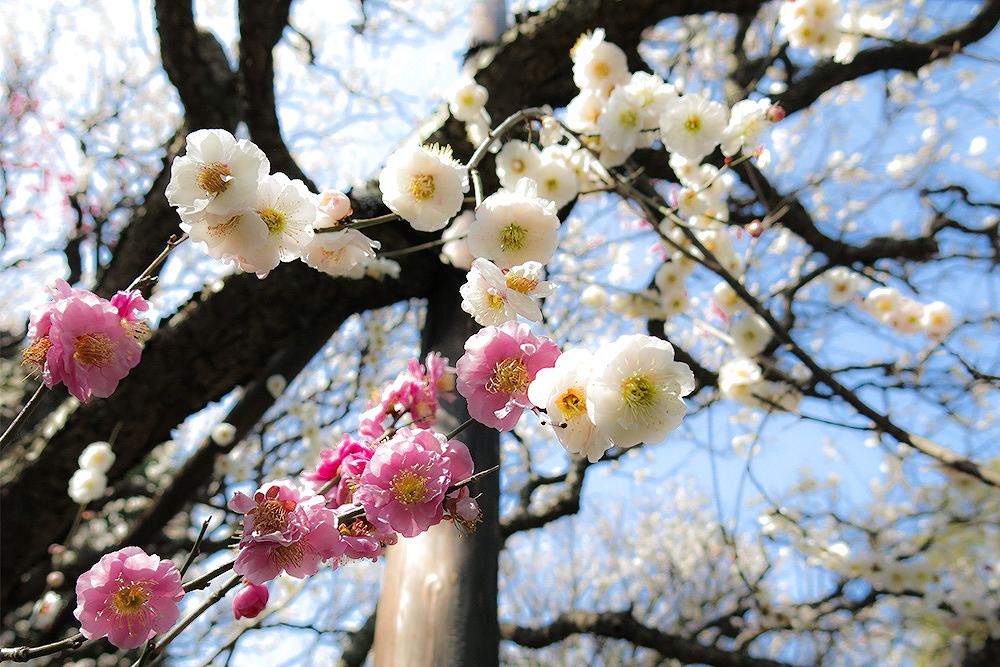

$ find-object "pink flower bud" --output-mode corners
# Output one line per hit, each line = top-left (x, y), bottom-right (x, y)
(233, 582), (269, 620)
(317, 190), (353, 226)
(454, 496), (480, 523)
(766, 105), (785, 123)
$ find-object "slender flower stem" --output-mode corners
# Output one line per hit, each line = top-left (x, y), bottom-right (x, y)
(445, 417), (476, 442)
(183, 559), (235, 593)
(127, 233), (188, 291)
(315, 212), (402, 233)
(134, 574), (242, 667)
(0, 385), (46, 451)
(179, 518), (212, 577)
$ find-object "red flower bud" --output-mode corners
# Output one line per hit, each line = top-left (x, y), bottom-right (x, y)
(233, 582), (269, 620)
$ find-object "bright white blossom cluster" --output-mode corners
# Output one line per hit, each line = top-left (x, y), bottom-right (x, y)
(863, 286), (955, 342)
(68, 441), (116, 505)
(166, 129), (380, 279)
(778, 0), (893, 63)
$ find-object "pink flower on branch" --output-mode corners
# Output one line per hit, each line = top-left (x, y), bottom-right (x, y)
(23, 280), (147, 403)
(456, 321), (561, 431)
(229, 481), (345, 584)
(356, 428), (474, 539)
(73, 546), (184, 650)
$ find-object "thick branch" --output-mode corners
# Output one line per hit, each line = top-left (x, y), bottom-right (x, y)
(776, 0), (1000, 116)
(502, 610), (801, 667)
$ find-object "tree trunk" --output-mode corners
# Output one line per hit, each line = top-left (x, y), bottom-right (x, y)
(372, 268), (501, 667)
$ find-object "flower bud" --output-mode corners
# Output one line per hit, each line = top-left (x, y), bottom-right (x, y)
(316, 190), (353, 227)
(766, 105), (785, 123)
(233, 582), (269, 620)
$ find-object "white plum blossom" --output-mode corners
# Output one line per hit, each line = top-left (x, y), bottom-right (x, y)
(566, 89), (606, 134)
(921, 301), (955, 342)
(379, 143), (469, 232)
(586, 334), (695, 448)
(235, 173), (316, 277)
(730, 314), (773, 357)
(654, 261), (690, 295)
(779, 0), (844, 58)
(302, 228), (379, 278)
(532, 153), (579, 209)
(719, 358), (801, 412)
(824, 266), (861, 304)
(660, 93), (728, 162)
(78, 441), (115, 474)
(68, 468), (107, 505)
(184, 208), (268, 272)
(714, 281), (748, 317)
(718, 357), (762, 400)
(211, 422), (237, 446)
(597, 87), (643, 155)
(467, 178), (560, 268)
(447, 75), (489, 123)
(166, 129), (269, 218)
(460, 258), (555, 326)
(623, 71), (677, 146)
(440, 211), (476, 270)
(886, 298), (926, 334)
(495, 140), (542, 190)
(720, 98), (775, 157)
(572, 29), (630, 95)
(528, 349), (614, 463)
(863, 286), (902, 323)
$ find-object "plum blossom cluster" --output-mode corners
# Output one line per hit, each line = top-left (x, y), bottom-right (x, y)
(218, 352), (480, 621)
(22, 280), (148, 402)
(778, 0), (891, 63)
(165, 129), (380, 279)
(565, 29), (781, 169)
(863, 286), (955, 342)
(455, 321), (695, 463)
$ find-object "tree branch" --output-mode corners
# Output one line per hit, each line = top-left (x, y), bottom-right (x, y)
(501, 609), (802, 667)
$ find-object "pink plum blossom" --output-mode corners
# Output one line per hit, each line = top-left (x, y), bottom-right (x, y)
(24, 280), (147, 403)
(356, 428), (474, 538)
(456, 321), (561, 431)
(228, 481), (345, 584)
(74, 546), (184, 650)
(304, 434), (375, 506)
(337, 510), (399, 561)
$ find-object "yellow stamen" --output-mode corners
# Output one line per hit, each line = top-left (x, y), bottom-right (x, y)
(408, 174), (436, 201)
(505, 273), (538, 294)
(196, 162), (232, 195)
(22, 337), (52, 369)
(498, 224), (528, 251)
(621, 373), (656, 409)
(258, 207), (286, 236)
(74, 333), (116, 368)
(391, 467), (430, 505)
(485, 358), (529, 394)
(556, 388), (586, 418)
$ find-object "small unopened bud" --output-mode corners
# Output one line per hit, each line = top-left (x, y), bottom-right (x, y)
(746, 220), (765, 238)
(46, 571), (65, 588)
(455, 496), (481, 523)
(233, 582), (269, 620)
(316, 190), (353, 228)
(766, 105), (785, 123)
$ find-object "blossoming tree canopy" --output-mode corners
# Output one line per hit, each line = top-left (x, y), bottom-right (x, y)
(2, 1), (999, 666)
